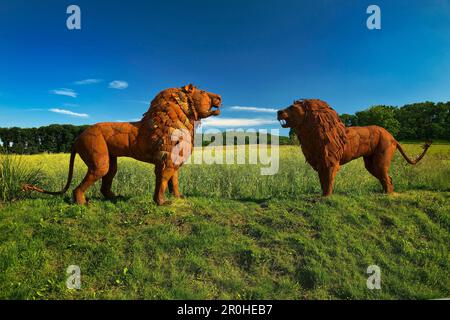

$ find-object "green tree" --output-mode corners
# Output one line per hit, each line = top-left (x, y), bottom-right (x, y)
(355, 105), (401, 137)
(339, 114), (358, 127)
(396, 102), (450, 140)
(289, 128), (299, 145)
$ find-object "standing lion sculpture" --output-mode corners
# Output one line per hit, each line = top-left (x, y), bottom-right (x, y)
(23, 84), (222, 205)
(277, 99), (431, 196)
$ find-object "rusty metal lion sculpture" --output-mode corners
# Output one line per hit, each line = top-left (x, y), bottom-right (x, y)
(277, 99), (431, 196)
(23, 84), (221, 205)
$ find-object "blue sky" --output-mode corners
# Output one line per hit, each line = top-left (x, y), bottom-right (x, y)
(0, 0), (449, 135)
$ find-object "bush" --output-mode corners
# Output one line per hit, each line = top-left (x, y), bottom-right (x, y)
(0, 153), (43, 202)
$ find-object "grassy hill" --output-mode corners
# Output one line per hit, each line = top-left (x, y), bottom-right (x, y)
(0, 145), (448, 299)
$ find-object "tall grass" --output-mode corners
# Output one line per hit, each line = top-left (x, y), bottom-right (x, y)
(0, 153), (43, 202)
(16, 144), (450, 202)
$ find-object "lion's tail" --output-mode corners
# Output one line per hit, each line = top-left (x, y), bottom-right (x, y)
(22, 149), (77, 195)
(396, 141), (432, 165)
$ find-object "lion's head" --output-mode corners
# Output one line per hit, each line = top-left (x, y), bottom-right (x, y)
(277, 99), (348, 168)
(182, 84), (221, 118)
(144, 84), (221, 124)
(277, 102), (306, 129)
(141, 84), (222, 164)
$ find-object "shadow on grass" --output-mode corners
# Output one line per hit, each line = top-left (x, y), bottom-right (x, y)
(90, 195), (133, 203)
(58, 194), (133, 205)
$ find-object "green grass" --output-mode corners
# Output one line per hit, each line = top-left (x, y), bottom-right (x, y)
(0, 153), (43, 202)
(0, 144), (449, 299)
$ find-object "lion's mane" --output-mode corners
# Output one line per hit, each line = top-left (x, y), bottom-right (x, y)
(294, 99), (348, 170)
(141, 88), (197, 159)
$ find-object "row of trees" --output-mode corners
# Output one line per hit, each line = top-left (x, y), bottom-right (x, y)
(0, 124), (291, 154)
(0, 102), (448, 154)
(338, 101), (450, 141)
(0, 125), (89, 154)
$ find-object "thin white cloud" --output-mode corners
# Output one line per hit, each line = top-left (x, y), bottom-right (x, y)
(201, 118), (278, 128)
(49, 108), (88, 118)
(109, 80), (129, 90)
(126, 99), (149, 105)
(50, 88), (77, 98)
(74, 78), (103, 85)
(229, 106), (278, 113)
(62, 102), (79, 108)
(115, 118), (141, 122)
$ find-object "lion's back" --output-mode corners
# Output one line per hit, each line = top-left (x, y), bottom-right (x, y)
(74, 122), (142, 157)
(342, 125), (396, 161)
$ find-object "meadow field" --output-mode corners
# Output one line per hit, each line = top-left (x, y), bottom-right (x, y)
(0, 144), (449, 299)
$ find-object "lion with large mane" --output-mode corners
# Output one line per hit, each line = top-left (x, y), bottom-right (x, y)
(23, 84), (222, 205)
(277, 99), (431, 196)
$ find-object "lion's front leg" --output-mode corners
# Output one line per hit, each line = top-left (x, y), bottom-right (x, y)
(153, 164), (175, 205)
(168, 170), (183, 198)
(318, 165), (339, 197)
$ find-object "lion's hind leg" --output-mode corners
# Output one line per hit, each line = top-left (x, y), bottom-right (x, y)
(73, 143), (110, 205)
(73, 166), (109, 205)
(101, 156), (118, 200)
(363, 152), (394, 194)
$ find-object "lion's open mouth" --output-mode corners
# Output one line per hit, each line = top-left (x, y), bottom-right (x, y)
(210, 105), (220, 116)
(277, 116), (289, 128)
(277, 110), (289, 128)
(279, 119), (288, 127)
